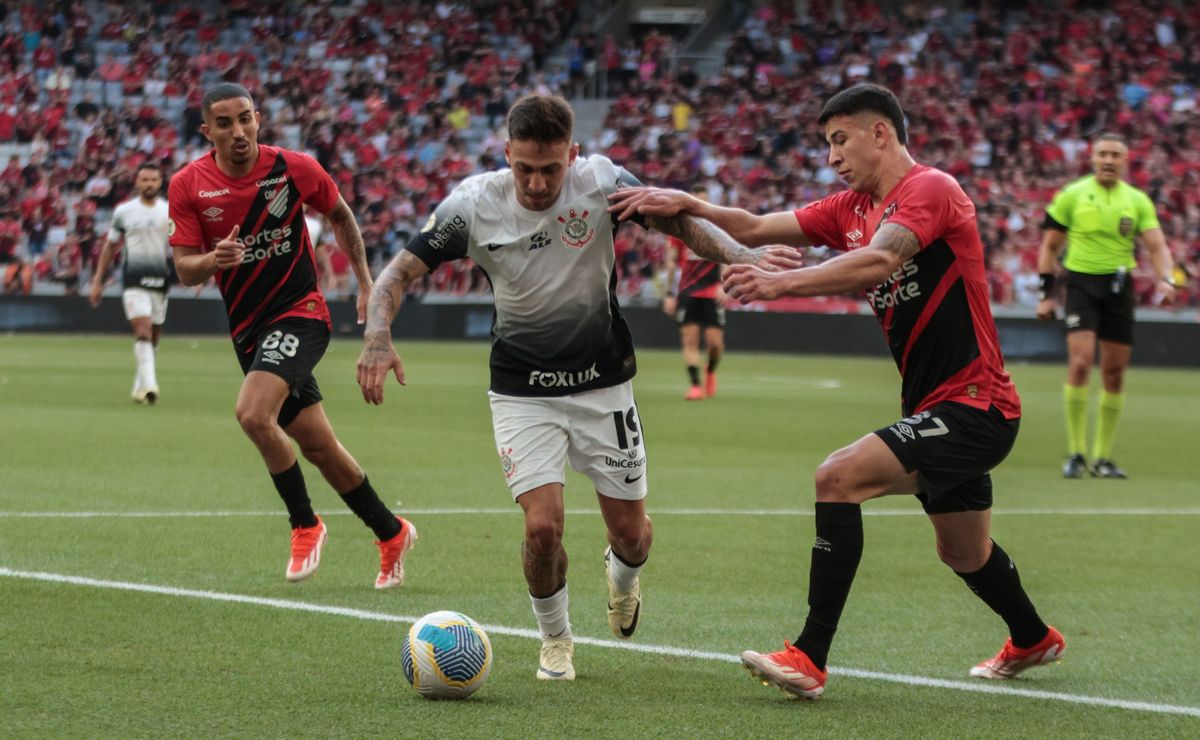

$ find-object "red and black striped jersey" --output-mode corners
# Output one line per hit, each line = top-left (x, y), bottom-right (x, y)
(168, 145), (336, 352)
(667, 236), (721, 299)
(795, 165), (1021, 419)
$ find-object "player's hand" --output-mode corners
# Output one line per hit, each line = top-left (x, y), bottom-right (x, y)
(662, 295), (677, 315)
(1153, 282), (1176, 307)
(357, 331), (406, 405)
(747, 245), (805, 272)
(213, 225), (243, 270)
(88, 280), (103, 308)
(607, 187), (692, 222)
(1035, 297), (1057, 321)
(723, 264), (787, 304)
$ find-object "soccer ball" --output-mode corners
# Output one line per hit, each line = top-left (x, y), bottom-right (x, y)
(402, 611), (493, 700)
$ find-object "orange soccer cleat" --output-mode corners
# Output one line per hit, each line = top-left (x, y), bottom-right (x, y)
(375, 516), (418, 589)
(286, 516), (327, 582)
(685, 385), (705, 401)
(741, 642), (828, 699)
(970, 626), (1066, 679)
(704, 370), (717, 398)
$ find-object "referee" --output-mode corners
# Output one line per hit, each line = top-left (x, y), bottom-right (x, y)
(1035, 133), (1177, 479)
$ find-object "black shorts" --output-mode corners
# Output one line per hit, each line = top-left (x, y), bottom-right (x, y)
(1064, 270), (1135, 344)
(235, 317), (329, 427)
(675, 295), (725, 328)
(874, 401), (1020, 515)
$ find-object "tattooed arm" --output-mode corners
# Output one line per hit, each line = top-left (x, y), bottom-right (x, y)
(646, 213), (805, 270)
(356, 250), (431, 404)
(325, 196), (373, 324)
(723, 223), (921, 303)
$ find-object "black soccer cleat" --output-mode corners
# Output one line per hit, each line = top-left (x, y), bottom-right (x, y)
(1089, 459), (1127, 479)
(1062, 454), (1087, 479)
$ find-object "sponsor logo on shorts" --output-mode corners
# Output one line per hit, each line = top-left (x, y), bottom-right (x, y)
(814, 536), (832, 552)
(261, 350), (285, 363)
(605, 455), (645, 470)
(623, 473), (643, 484)
(527, 364), (600, 388)
(499, 447), (517, 480)
(1065, 313), (1081, 329)
(887, 411), (950, 442)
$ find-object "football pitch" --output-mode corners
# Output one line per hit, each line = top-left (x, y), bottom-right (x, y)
(2, 333), (1198, 738)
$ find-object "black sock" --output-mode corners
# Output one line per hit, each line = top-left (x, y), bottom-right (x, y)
(339, 476), (402, 541)
(706, 356), (719, 373)
(271, 461), (318, 529)
(794, 502), (863, 670)
(687, 365), (700, 386)
(956, 541), (1049, 648)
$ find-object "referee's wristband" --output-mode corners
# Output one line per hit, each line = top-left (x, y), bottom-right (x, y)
(1160, 276), (1178, 287)
(1038, 273), (1056, 301)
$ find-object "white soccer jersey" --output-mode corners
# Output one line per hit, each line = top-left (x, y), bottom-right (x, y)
(108, 197), (171, 291)
(406, 154), (644, 396)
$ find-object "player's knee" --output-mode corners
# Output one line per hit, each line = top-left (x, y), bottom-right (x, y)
(609, 517), (650, 555)
(936, 540), (987, 572)
(524, 517), (563, 555)
(814, 457), (859, 503)
(236, 407), (277, 442)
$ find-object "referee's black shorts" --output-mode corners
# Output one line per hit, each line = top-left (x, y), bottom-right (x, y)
(874, 401), (1020, 515)
(1064, 270), (1135, 345)
(235, 317), (328, 427)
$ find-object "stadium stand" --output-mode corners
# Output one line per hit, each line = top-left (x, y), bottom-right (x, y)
(2, 0), (1195, 308)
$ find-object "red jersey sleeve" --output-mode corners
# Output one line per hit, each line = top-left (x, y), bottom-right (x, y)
(883, 169), (957, 249)
(167, 169), (204, 249)
(793, 191), (854, 251)
(291, 151), (339, 214)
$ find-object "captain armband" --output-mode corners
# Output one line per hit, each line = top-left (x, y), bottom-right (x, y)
(1038, 273), (1056, 301)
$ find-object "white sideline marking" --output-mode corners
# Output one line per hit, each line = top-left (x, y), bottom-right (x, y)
(2, 507), (1199, 519)
(2, 567), (1197, 718)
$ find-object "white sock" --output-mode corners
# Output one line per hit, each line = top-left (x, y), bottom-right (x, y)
(530, 584), (571, 640)
(607, 546), (644, 592)
(134, 340), (157, 390)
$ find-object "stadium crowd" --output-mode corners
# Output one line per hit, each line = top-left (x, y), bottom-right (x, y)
(0, 0), (1195, 310)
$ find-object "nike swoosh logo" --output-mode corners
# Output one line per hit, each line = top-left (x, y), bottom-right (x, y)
(612, 601), (640, 638)
(624, 473), (643, 484)
(485, 243), (504, 252)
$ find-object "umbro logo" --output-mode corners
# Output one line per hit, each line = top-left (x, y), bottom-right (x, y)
(203, 207), (223, 221)
(262, 350), (284, 362)
(814, 536), (832, 552)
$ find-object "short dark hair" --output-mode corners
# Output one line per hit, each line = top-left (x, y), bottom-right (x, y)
(818, 83), (907, 145)
(135, 162), (161, 175)
(202, 83), (254, 119)
(506, 94), (574, 144)
(1095, 132), (1126, 147)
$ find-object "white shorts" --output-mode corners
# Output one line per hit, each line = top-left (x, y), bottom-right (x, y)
(122, 288), (168, 325)
(489, 380), (648, 501)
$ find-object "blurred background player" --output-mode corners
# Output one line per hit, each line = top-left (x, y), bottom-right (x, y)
(169, 83), (416, 589)
(662, 184), (725, 400)
(1035, 134), (1177, 479)
(89, 162), (170, 404)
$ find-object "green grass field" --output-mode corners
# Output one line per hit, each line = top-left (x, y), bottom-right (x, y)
(2, 333), (1198, 738)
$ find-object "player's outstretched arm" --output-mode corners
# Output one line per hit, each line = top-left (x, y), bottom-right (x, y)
(723, 222), (916, 303)
(647, 213), (806, 271)
(1139, 228), (1177, 306)
(609, 187), (812, 248)
(357, 250), (429, 405)
(325, 196), (372, 324)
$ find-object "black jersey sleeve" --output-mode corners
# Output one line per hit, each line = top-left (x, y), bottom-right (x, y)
(404, 189), (472, 270)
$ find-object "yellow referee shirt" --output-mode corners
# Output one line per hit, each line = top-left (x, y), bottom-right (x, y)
(1045, 175), (1160, 274)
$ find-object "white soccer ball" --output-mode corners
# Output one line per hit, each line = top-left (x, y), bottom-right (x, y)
(402, 611), (493, 700)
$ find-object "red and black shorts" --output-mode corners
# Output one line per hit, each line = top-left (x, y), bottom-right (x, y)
(236, 317), (329, 427)
(674, 295), (725, 328)
(874, 401), (1020, 515)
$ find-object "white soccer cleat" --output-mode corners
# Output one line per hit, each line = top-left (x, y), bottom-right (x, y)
(536, 635), (575, 681)
(605, 547), (641, 639)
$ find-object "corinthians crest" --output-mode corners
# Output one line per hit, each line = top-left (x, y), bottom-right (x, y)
(556, 208), (595, 248)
